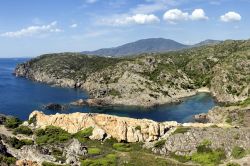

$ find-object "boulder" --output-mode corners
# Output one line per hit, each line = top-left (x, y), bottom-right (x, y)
(90, 128), (107, 140)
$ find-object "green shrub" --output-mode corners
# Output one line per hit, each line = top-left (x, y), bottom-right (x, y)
(154, 139), (166, 149)
(0, 154), (16, 165)
(4, 117), (22, 129)
(42, 161), (69, 166)
(135, 126), (141, 131)
(191, 148), (226, 166)
(35, 126), (71, 145)
(14, 125), (33, 135)
(226, 162), (241, 166)
(197, 139), (212, 153)
(232, 146), (246, 159)
(73, 127), (93, 143)
(238, 97), (250, 107)
(113, 143), (131, 152)
(170, 153), (191, 163)
(81, 154), (117, 166)
(88, 148), (101, 155)
(172, 127), (191, 135)
(7, 137), (33, 149)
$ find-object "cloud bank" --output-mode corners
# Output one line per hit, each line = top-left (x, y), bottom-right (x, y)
(163, 8), (208, 23)
(1, 21), (62, 38)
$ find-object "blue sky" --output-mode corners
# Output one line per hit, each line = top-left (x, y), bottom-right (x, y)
(0, 0), (249, 57)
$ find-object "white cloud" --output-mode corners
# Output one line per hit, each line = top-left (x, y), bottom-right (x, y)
(103, 14), (160, 26)
(220, 11), (241, 22)
(163, 8), (209, 23)
(70, 24), (78, 28)
(190, 9), (208, 20)
(1, 21), (62, 38)
(163, 9), (189, 23)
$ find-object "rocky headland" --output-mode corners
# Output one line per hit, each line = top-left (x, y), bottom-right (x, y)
(15, 40), (250, 107)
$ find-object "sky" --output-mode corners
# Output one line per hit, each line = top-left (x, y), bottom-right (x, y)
(0, 0), (249, 57)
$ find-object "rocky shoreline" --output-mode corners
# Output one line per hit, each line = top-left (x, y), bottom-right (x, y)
(0, 105), (250, 165)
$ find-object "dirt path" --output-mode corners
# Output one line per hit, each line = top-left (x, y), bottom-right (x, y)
(0, 125), (32, 140)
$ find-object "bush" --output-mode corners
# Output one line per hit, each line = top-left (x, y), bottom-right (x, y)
(191, 148), (225, 165)
(113, 143), (131, 152)
(35, 126), (71, 145)
(4, 117), (22, 129)
(232, 146), (246, 159)
(172, 127), (191, 135)
(226, 162), (241, 166)
(7, 137), (33, 149)
(42, 162), (69, 166)
(197, 140), (212, 153)
(170, 153), (191, 163)
(81, 154), (117, 166)
(135, 126), (141, 131)
(88, 148), (101, 155)
(154, 139), (166, 149)
(13, 125), (33, 135)
(0, 154), (16, 165)
(73, 127), (93, 143)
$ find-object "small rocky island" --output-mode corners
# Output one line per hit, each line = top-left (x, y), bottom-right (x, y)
(4, 39), (249, 165)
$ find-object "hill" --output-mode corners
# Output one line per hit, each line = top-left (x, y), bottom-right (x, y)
(15, 40), (250, 106)
(82, 38), (188, 57)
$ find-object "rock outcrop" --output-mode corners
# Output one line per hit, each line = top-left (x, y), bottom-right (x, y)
(152, 127), (250, 157)
(29, 111), (179, 142)
(28, 111), (230, 143)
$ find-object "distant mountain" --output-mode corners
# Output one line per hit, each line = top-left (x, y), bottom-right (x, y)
(82, 38), (188, 57)
(194, 39), (222, 47)
(82, 38), (222, 57)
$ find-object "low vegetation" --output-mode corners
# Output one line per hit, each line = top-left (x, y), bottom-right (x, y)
(6, 137), (33, 149)
(73, 127), (94, 143)
(172, 127), (191, 135)
(0, 154), (16, 165)
(154, 139), (166, 149)
(81, 153), (117, 166)
(13, 125), (33, 135)
(4, 117), (22, 129)
(113, 143), (131, 152)
(231, 146), (246, 159)
(35, 126), (72, 145)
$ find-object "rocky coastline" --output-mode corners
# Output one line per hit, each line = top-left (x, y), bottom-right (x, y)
(0, 105), (250, 165)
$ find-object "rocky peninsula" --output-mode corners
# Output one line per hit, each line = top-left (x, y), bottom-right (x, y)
(15, 40), (250, 107)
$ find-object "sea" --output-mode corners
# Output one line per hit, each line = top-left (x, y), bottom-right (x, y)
(0, 58), (216, 122)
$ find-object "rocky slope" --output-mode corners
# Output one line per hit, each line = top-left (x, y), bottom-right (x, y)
(15, 40), (250, 106)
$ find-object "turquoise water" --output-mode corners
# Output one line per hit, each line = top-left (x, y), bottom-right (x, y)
(0, 58), (216, 122)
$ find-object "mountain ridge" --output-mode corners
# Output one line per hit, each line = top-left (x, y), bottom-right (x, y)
(82, 38), (221, 57)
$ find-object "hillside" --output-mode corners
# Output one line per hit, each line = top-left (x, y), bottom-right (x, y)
(15, 40), (250, 106)
(82, 38), (221, 57)
(82, 38), (188, 57)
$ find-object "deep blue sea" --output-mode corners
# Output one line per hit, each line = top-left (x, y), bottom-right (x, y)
(0, 58), (216, 122)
